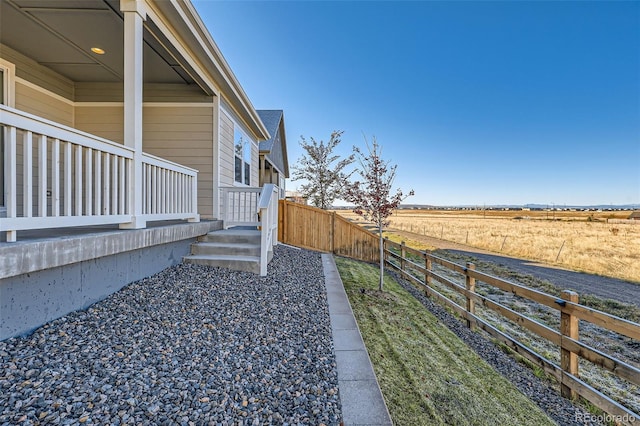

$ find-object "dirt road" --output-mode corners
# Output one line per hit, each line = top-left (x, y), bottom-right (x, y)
(389, 229), (640, 308)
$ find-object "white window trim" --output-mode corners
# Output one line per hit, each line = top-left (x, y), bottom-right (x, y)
(220, 104), (257, 187)
(0, 58), (16, 108)
(234, 126), (255, 186)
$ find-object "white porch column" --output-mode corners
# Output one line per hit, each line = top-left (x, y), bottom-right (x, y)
(120, 0), (146, 229)
(212, 95), (220, 219)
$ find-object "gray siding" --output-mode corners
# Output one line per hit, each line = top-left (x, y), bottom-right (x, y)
(15, 82), (73, 127)
(251, 141), (259, 186)
(219, 110), (235, 188)
(143, 106), (214, 218)
(75, 82), (211, 103)
(74, 106), (124, 144)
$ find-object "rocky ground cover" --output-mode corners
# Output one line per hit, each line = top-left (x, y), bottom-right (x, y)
(0, 246), (341, 425)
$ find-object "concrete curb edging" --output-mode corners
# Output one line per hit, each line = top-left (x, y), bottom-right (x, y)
(321, 254), (393, 426)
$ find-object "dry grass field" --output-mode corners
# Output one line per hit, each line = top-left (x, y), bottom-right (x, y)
(337, 209), (640, 284)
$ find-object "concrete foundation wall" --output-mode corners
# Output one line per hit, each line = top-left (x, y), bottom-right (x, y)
(0, 221), (221, 341)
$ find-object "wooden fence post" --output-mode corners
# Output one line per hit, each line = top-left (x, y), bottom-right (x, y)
(423, 252), (431, 297)
(330, 211), (335, 253)
(400, 241), (406, 277)
(465, 262), (476, 330)
(560, 290), (579, 399)
(279, 200), (286, 244)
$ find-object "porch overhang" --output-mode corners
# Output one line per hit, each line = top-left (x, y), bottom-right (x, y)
(0, 0), (269, 140)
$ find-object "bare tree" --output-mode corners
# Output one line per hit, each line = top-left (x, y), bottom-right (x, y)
(291, 131), (354, 209)
(344, 136), (414, 291)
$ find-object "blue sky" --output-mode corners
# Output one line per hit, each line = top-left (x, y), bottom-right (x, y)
(193, 0), (640, 207)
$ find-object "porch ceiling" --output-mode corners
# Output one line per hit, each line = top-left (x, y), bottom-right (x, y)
(0, 0), (201, 87)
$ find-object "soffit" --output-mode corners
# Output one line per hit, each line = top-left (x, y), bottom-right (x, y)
(0, 0), (198, 85)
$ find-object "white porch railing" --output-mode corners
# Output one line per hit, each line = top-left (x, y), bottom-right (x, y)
(141, 152), (198, 221)
(220, 186), (262, 228)
(1, 105), (199, 242)
(220, 184), (279, 275)
(258, 184), (279, 275)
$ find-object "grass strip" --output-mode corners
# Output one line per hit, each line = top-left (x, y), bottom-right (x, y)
(334, 256), (557, 426)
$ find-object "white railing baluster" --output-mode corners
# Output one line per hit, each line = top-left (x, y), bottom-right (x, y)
(165, 171), (170, 214)
(156, 166), (161, 214)
(51, 138), (60, 217)
(94, 151), (101, 215)
(111, 154), (118, 215)
(148, 165), (153, 214)
(119, 157), (125, 215)
(37, 134), (47, 217)
(162, 169), (167, 214)
(75, 145), (82, 216)
(64, 141), (72, 216)
(231, 191), (236, 222)
(103, 153), (110, 215)
(23, 130), (33, 218)
(85, 148), (92, 216)
(144, 163), (150, 214)
(169, 171), (174, 213)
(5, 126), (17, 242)
(177, 174), (182, 213)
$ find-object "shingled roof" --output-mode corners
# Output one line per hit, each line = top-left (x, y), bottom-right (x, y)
(257, 110), (289, 178)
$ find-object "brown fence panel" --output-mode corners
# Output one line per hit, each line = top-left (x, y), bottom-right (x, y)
(333, 214), (380, 263)
(278, 200), (379, 263)
(278, 200), (332, 252)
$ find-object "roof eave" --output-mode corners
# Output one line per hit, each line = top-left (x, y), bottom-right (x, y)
(150, 0), (270, 140)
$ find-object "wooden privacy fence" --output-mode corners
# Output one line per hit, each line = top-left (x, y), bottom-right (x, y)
(384, 239), (639, 424)
(278, 200), (379, 263)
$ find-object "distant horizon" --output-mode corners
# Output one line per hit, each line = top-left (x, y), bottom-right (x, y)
(329, 202), (639, 210)
(195, 1), (640, 206)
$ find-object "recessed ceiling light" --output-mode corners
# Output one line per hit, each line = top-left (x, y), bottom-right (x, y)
(91, 47), (105, 55)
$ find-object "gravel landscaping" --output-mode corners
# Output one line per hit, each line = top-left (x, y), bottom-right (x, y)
(0, 245), (341, 425)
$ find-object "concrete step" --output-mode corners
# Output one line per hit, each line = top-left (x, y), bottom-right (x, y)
(183, 254), (260, 274)
(191, 242), (260, 257)
(199, 229), (260, 245)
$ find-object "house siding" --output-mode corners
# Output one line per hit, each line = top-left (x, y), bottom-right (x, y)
(251, 139), (259, 186)
(74, 106), (124, 144)
(143, 106), (215, 218)
(75, 82), (212, 103)
(219, 110), (235, 188)
(15, 82), (73, 127)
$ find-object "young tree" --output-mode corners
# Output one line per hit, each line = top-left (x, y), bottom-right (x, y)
(344, 137), (414, 291)
(291, 131), (355, 209)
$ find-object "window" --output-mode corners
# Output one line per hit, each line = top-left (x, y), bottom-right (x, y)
(234, 126), (252, 185)
(0, 59), (16, 208)
(279, 176), (286, 199)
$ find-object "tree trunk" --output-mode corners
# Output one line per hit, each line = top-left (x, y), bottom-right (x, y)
(379, 223), (384, 291)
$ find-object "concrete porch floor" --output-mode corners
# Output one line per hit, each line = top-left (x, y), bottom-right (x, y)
(0, 219), (219, 246)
